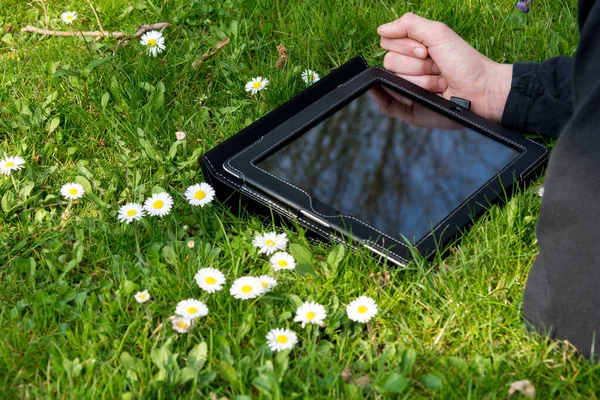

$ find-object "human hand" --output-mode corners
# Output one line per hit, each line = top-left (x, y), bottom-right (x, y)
(368, 86), (463, 130)
(377, 13), (513, 123)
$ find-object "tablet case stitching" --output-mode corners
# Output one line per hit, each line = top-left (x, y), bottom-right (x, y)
(205, 156), (409, 264)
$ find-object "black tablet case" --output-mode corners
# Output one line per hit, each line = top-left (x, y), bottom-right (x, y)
(199, 55), (548, 266)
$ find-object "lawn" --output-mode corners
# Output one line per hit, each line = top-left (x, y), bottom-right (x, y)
(1, 0), (596, 398)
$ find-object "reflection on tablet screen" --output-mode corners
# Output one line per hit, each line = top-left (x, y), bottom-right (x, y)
(257, 84), (519, 243)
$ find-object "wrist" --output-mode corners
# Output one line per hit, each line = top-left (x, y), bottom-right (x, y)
(484, 62), (513, 123)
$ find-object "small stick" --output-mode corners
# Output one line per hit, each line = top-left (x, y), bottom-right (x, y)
(30, 0), (49, 31)
(86, 0), (107, 36)
(21, 26), (127, 38)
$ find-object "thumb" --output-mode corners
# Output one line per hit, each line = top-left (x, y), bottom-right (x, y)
(377, 12), (449, 47)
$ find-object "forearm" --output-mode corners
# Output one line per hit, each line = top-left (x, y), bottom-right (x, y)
(500, 57), (575, 138)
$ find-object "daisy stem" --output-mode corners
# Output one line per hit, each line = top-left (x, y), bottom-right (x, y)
(60, 200), (73, 231)
(10, 174), (17, 192)
(134, 223), (141, 256)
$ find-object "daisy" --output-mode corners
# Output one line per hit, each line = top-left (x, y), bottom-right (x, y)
(117, 203), (145, 224)
(0, 156), (25, 175)
(175, 131), (186, 141)
(175, 299), (209, 319)
(194, 267), (226, 293)
(253, 232), (288, 255)
(170, 316), (194, 333)
(61, 11), (77, 24)
(134, 290), (151, 303)
(229, 276), (264, 300)
(302, 69), (320, 84)
(538, 186), (545, 197)
(258, 275), (278, 292)
(144, 192), (173, 217)
(60, 182), (85, 200)
(245, 77), (269, 94)
(269, 251), (296, 271)
(346, 296), (378, 323)
(140, 30), (166, 57)
(265, 328), (298, 352)
(187, 240), (195, 249)
(185, 182), (215, 207)
(294, 301), (327, 328)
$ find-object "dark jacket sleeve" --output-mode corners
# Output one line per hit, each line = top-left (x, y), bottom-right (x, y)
(501, 57), (574, 138)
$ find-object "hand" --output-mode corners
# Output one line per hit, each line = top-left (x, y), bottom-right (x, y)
(368, 86), (463, 130)
(377, 13), (513, 123)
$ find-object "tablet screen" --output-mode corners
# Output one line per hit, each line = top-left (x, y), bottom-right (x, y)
(257, 84), (520, 243)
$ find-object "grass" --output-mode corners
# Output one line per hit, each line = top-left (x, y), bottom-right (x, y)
(0, 0), (594, 398)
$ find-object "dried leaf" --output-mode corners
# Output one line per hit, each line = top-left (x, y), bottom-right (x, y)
(352, 375), (372, 389)
(341, 367), (352, 383)
(275, 43), (288, 69)
(193, 37), (230, 68)
(508, 380), (535, 398)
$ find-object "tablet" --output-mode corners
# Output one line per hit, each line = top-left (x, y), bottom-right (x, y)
(223, 68), (547, 265)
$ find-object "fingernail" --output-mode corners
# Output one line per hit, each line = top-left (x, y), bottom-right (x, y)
(379, 22), (392, 30)
(414, 47), (426, 58)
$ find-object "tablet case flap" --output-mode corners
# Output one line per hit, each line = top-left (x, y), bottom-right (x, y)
(200, 55), (370, 211)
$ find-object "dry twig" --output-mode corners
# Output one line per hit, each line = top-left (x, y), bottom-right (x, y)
(86, 0), (107, 36)
(192, 37), (230, 69)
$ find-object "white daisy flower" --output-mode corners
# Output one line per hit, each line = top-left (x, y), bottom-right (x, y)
(140, 30), (166, 57)
(144, 192), (173, 217)
(170, 316), (194, 333)
(258, 275), (278, 292)
(294, 301), (327, 328)
(194, 267), (226, 293)
(60, 182), (85, 200)
(175, 131), (186, 141)
(134, 290), (151, 303)
(253, 232), (288, 255)
(61, 11), (77, 24)
(175, 299), (209, 319)
(117, 203), (145, 224)
(187, 240), (195, 249)
(245, 77), (269, 94)
(266, 328), (298, 352)
(185, 182), (215, 207)
(538, 186), (545, 197)
(346, 296), (378, 323)
(302, 69), (320, 84)
(269, 251), (296, 271)
(197, 94), (207, 105)
(0, 156), (25, 175)
(229, 276), (264, 300)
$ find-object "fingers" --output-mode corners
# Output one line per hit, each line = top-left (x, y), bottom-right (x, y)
(380, 37), (428, 59)
(383, 52), (440, 76)
(377, 12), (450, 46)
(394, 74), (448, 94)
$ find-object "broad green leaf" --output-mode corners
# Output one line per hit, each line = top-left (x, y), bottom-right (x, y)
(327, 245), (345, 268)
(400, 348), (417, 374)
(85, 56), (114, 73)
(377, 373), (407, 394)
(187, 342), (208, 371)
(47, 116), (60, 134)
(75, 176), (92, 194)
(53, 68), (81, 79)
(168, 140), (182, 160)
(18, 181), (35, 200)
(179, 367), (198, 384)
(101, 92), (110, 109)
(218, 360), (240, 390)
(289, 243), (315, 276)
(420, 373), (443, 391)
(2, 190), (15, 213)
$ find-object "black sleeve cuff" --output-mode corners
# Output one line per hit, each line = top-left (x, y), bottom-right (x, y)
(501, 62), (539, 132)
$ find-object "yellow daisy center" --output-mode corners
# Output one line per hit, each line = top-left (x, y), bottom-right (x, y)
(187, 307), (197, 314)
(276, 335), (288, 344)
(306, 311), (315, 320)
(262, 282), (269, 288)
(253, 81), (262, 88)
(147, 38), (157, 47)
(176, 321), (188, 328)
(357, 305), (368, 314)
(139, 294), (147, 300)
(205, 276), (216, 284)
(5, 162), (14, 167)
(69, 188), (78, 195)
(241, 285), (252, 293)
(153, 200), (164, 209)
(277, 260), (288, 267)
(195, 190), (206, 200)
(67, 15), (73, 20)
(126, 209), (137, 216)
(266, 239), (275, 246)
